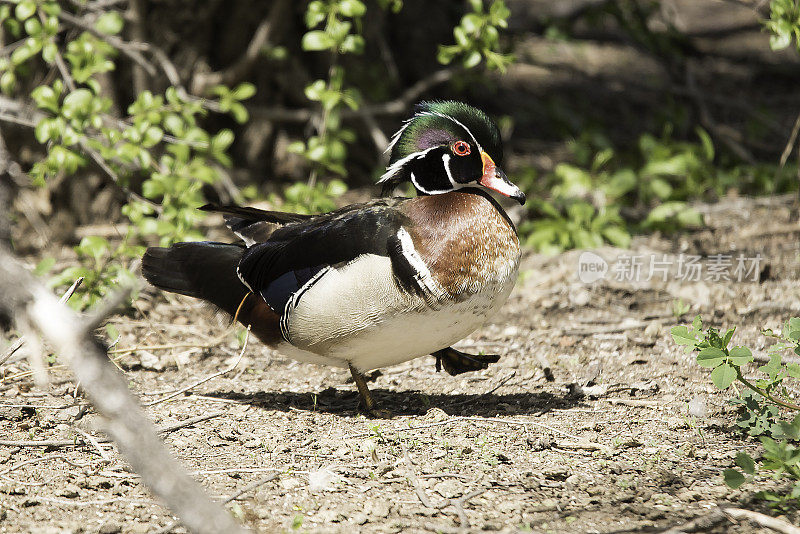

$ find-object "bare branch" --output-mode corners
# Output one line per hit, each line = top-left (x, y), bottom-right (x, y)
(250, 66), (462, 124)
(0, 411), (225, 447)
(190, 0), (291, 95)
(0, 246), (247, 534)
(721, 507), (800, 534)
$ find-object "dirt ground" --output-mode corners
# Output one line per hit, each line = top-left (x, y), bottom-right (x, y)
(2, 194), (800, 533)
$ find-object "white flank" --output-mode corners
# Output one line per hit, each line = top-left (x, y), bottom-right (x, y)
(279, 252), (518, 371)
(280, 266), (332, 342)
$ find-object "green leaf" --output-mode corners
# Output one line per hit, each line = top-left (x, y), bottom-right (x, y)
(77, 236), (109, 261)
(41, 41), (57, 64)
(15, 1), (36, 21)
(770, 31), (792, 50)
(62, 89), (94, 119)
(339, 0), (366, 17)
(34, 257), (56, 276)
(728, 346), (753, 366)
(735, 452), (755, 475)
(31, 85), (59, 113)
(723, 468), (745, 489)
(786, 317), (800, 340)
(722, 327), (736, 348)
(142, 126), (163, 148)
(94, 12), (124, 35)
(649, 178), (672, 199)
(211, 129), (234, 152)
(0, 71), (15, 94)
(710, 362), (737, 389)
(229, 102), (248, 124)
(600, 225), (630, 248)
(24, 17), (41, 37)
(697, 347), (726, 368)
(340, 34), (364, 54)
(468, 0), (483, 13)
(10, 41), (38, 65)
(695, 127), (714, 161)
(463, 50), (482, 68)
(758, 353), (783, 380)
(231, 82), (256, 100)
(787, 363), (800, 379)
(302, 30), (335, 51)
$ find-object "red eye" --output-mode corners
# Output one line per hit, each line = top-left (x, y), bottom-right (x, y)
(452, 140), (471, 156)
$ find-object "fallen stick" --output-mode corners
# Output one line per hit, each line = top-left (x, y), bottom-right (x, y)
(142, 328), (249, 407)
(0, 247), (245, 533)
(721, 507), (800, 534)
(658, 508), (726, 533)
(154, 471), (282, 534)
(0, 277), (83, 368)
(0, 411), (225, 447)
(401, 443), (435, 509)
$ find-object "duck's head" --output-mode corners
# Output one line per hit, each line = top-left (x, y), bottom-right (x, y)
(379, 101), (525, 205)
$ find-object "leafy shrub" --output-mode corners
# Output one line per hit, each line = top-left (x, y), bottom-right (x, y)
(518, 123), (798, 254)
(672, 317), (800, 507)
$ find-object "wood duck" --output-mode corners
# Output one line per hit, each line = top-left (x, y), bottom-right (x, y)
(142, 101), (525, 417)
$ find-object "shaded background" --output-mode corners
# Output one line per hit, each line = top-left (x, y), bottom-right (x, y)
(2, 0), (798, 253)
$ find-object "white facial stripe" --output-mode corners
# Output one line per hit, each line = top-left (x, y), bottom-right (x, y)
(411, 170), (469, 196)
(441, 153), (457, 188)
(409, 172), (428, 194)
(378, 146), (438, 184)
(385, 117), (413, 154)
(396, 228), (446, 300)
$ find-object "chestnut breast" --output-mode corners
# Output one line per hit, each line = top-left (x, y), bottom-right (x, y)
(400, 189), (521, 297)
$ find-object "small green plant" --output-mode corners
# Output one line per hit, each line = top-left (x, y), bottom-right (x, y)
(45, 235), (141, 310)
(291, 0), (368, 183)
(1, 1), (253, 309)
(268, 179), (348, 215)
(672, 316), (800, 506)
(766, 0), (800, 53)
(520, 198), (630, 255)
(519, 127), (714, 254)
(672, 298), (690, 318)
(437, 0), (514, 71)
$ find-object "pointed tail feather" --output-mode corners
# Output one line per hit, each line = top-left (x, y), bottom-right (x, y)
(142, 242), (249, 317)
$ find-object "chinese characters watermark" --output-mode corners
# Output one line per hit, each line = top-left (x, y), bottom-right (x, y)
(578, 252), (761, 284)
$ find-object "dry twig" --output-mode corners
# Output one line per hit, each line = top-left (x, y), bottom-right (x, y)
(401, 443), (435, 509)
(0, 411), (225, 447)
(721, 507), (800, 534)
(142, 327), (249, 407)
(190, 0), (290, 94)
(0, 249), (242, 533)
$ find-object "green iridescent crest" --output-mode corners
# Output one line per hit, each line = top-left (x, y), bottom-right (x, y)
(388, 101), (503, 164)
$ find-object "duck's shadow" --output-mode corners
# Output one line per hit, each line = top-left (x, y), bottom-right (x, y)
(206, 386), (583, 417)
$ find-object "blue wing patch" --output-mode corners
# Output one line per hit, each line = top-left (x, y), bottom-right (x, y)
(261, 265), (326, 314)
